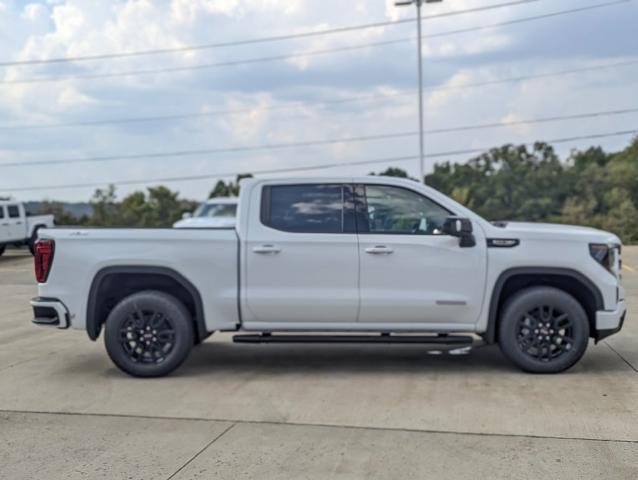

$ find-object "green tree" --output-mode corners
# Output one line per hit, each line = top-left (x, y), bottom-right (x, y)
(370, 167), (412, 179)
(561, 137), (638, 242)
(427, 143), (571, 222)
(117, 191), (152, 226)
(46, 137), (638, 243)
(209, 180), (232, 198)
(86, 185), (197, 227)
(37, 201), (87, 226)
(146, 186), (184, 227)
(90, 185), (118, 226)
(208, 174), (253, 198)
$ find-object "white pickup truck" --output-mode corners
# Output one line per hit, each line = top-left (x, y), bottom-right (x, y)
(173, 197), (238, 229)
(0, 201), (54, 256)
(31, 177), (626, 377)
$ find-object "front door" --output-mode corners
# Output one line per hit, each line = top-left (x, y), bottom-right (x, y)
(356, 184), (486, 327)
(243, 182), (359, 325)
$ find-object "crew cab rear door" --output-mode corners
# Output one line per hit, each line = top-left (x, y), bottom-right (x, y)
(355, 183), (487, 327)
(242, 182), (359, 325)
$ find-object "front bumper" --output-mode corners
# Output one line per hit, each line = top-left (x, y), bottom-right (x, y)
(594, 300), (626, 342)
(31, 297), (70, 329)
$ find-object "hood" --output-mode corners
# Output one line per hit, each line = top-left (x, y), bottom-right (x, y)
(491, 222), (621, 244)
(173, 217), (236, 229)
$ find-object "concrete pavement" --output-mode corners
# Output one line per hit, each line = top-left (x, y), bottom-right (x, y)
(0, 247), (637, 479)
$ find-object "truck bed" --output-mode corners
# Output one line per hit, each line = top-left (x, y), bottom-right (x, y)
(37, 227), (240, 333)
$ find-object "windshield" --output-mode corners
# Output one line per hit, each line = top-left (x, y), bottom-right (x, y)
(194, 203), (237, 218)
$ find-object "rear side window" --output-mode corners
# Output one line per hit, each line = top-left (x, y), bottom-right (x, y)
(261, 184), (352, 233)
(7, 205), (20, 218)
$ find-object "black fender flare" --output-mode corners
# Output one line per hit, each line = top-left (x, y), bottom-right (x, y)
(483, 267), (604, 344)
(30, 224), (46, 240)
(86, 266), (207, 341)
(29, 224), (46, 253)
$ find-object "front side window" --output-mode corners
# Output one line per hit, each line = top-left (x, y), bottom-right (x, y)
(361, 185), (451, 235)
(0, 207), (4, 219)
(262, 184), (349, 233)
(7, 205), (20, 218)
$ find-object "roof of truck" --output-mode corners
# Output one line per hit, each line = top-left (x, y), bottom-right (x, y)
(241, 176), (420, 185)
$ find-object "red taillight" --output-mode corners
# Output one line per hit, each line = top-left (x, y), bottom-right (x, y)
(34, 239), (55, 283)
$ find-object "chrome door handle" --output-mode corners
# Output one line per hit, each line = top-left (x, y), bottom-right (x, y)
(253, 244), (281, 254)
(365, 246), (394, 255)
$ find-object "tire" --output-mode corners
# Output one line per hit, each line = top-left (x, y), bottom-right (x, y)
(498, 287), (589, 373)
(104, 290), (194, 377)
(0, 245), (5, 257)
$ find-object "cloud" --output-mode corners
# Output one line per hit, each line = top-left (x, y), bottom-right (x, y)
(0, 0), (636, 201)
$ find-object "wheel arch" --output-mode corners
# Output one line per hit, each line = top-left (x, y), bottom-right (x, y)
(28, 224), (46, 253)
(30, 223), (46, 239)
(86, 266), (207, 343)
(483, 267), (604, 344)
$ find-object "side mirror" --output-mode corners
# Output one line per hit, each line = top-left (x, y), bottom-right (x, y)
(182, 212), (193, 220)
(442, 216), (476, 248)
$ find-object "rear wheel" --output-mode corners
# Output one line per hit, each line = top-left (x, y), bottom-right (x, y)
(0, 245), (5, 257)
(104, 290), (194, 377)
(498, 287), (589, 373)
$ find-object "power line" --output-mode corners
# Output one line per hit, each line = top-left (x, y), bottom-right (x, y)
(1, 107), (636, 169)
(0, 38), (412, 85)
(0, 1), (539, 67)
(2, 59), (637, 131)
(427, 108), (638, 134)
(1, 1), (628, 85)
(0, 132), (416, 168)
(2, 129), (635, 193)
(1, 107), (637, 169)
(420, 0), (631, 40)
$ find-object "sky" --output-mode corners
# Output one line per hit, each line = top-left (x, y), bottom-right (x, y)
(0, 0), (637, 202)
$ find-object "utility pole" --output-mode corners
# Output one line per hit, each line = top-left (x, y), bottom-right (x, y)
(395, 0), (442, 184)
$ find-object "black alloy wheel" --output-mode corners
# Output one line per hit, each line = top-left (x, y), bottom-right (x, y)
(119, 308), (177, 365)
(104, 290), (194, 377)
(498, 287), (589, 373)
(516, 305), (575, 362)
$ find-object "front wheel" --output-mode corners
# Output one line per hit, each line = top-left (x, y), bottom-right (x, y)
(104, 290), (194, 377)
(0, 245), (5, 257)
(498, 287), (589, 373)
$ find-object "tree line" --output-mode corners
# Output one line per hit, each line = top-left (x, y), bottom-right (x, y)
(37, 137), (638, 243)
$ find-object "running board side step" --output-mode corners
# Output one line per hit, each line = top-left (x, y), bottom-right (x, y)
(233, 334), (473, 345)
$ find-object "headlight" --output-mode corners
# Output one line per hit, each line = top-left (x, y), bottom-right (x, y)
(589, 243), (621, 276)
